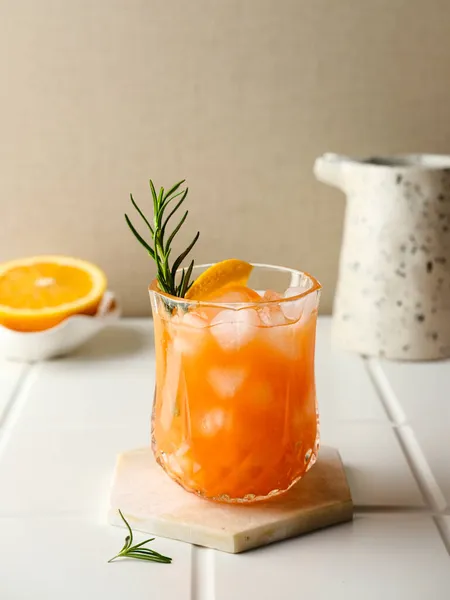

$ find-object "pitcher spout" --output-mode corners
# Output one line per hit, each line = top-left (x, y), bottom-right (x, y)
(313, 153), (352, 191)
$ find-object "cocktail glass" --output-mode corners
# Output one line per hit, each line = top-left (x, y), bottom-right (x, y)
(149, 263), (321, 503)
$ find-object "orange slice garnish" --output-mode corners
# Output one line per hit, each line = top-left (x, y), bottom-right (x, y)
(185, 259), (253, 301)
(0, 255), (107, 331)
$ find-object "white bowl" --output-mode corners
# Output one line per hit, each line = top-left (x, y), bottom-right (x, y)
(0, 291), (121, 362)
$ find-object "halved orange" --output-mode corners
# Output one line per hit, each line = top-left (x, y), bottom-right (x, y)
(0, 255), (107, 331)
(185, 259), (253, 301)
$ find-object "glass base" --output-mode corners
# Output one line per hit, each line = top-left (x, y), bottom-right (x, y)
(153, 438), (320, 504)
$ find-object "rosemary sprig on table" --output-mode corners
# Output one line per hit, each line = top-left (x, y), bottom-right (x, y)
(108, 509), (172, 564)
(125, 179), (200, 297)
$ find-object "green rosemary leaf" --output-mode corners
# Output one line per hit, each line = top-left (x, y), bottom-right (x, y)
(159, 189), (185, 223)
(149, 180), (158, 217)
(161, 189), (188, 238)
(125, 552), (172, 564)
(164, 188), (185, 205)
(109, 510), (172, 565)
(114, 535), (131, 558)
(177, 267), (186, 296)
(127, 179), (199, 297)
(180, 259), (194, 297)
(107, 554), (121, 563)
(154, 228), (171, 285)
(171, 231), (200, 279)
(157, 187), (164, 221)
(118, 509), (133, 549)
(154, 227), (165, 257)
(165, 210), (188, 252)
(127, 547), (169, 559)
(163, 179), (185, 202)
(124, 215), (155, 259)
(160, 188), (184, 216)
(130, 538), (156, 551)
(154, 247), (168, 292)
(130, 194), (154, 235)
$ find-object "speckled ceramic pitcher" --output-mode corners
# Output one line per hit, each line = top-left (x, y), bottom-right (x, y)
(314, 153), (450, 360)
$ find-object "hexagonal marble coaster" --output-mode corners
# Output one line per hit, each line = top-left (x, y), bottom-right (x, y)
(108, 446), (353, 553)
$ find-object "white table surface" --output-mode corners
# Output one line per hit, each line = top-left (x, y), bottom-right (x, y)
(0, 317), (449, 599)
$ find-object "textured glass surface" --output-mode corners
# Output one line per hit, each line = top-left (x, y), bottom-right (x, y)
(149, 264), (321, 503)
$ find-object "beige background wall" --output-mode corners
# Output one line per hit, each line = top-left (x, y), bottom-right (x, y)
(2, 0), (450, 315)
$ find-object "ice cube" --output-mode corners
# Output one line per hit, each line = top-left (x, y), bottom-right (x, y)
(263, 323), (297, 359)
(208, 285), (261, 303)
(172, 310), (208, 354)
(262, 289), (318, 357)
(175, 442), (191, 457)
(298, 290), (318, 325)
(284, 286), (305, 299)
(173, 331), (200, 355)
(200, 408), (227, 436)
(166, 453), (183, 476)
(208, 367), (246, 398)
(281, 286), (306, 321)
(259, 305), (287, 327)
(263, 289), (283, 301)
(257, 290), (287, 326)
(166, 444), (194, 476)
(210, 308), (260, 351)
(181, 311), (208, 328)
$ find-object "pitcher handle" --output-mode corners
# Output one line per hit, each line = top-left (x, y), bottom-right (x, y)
(314, 153), (351, 191)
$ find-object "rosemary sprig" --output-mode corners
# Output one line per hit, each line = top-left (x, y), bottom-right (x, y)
(108, 509), (172, 564)
(125, 179), (200, 297)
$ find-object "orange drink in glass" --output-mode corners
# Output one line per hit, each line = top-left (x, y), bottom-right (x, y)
(149, 264), (321, 503)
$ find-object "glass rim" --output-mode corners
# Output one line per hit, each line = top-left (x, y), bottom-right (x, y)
(148, 262), (321, 309)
